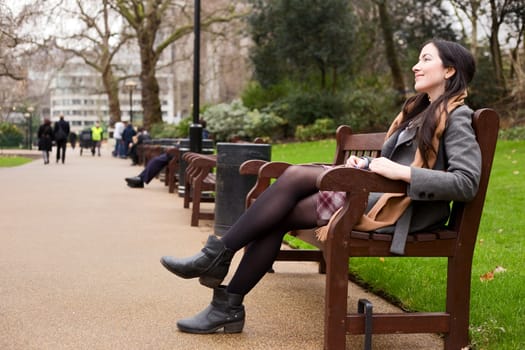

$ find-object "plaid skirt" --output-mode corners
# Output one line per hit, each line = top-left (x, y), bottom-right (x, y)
(316, 165), (346, 223)
(317, 190), (346, 223)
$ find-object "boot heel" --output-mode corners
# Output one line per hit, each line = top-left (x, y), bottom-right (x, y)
(199, 275), (221, 288)
(224, 320), (244, 333)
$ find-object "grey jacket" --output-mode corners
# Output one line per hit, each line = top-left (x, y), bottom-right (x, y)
(370, 105), (482, 233)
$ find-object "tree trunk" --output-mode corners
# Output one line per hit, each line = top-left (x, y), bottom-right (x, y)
(138, 37), (162, 129)
(489, 0), (506, 91)
(140, 63), (162, 129)
(376, 0), (405, 102)
(102, 65), (122, 126)
(332, 66), (337, 94)
(470, 0), (480, 58)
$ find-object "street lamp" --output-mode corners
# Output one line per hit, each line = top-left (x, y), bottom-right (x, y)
(190, 0), (203, 153)
(24, 113), (31, 149)
(27, 106), (34, 150)
(125, 80), (137, 124)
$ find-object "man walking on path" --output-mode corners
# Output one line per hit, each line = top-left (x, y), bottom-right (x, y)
(112, 120), (124, 157)
(54, 115), (70, 164)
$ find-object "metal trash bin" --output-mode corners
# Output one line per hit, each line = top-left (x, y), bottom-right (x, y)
(177, 138), (215, 196)
(214, 143), (271, 236)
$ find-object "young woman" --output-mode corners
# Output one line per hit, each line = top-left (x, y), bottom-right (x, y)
(160, 39), (481, 334)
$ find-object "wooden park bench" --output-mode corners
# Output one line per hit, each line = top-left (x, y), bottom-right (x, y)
(183, 152), (218, 226)
(183, 138), (267, 227)
(136, 141), (182, 191)
(165, 147), (182, 192)
(141, 144), (164, 169)
(240, 109), (499, 349)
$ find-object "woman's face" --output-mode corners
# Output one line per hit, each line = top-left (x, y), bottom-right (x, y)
(412, 43), (454, 102)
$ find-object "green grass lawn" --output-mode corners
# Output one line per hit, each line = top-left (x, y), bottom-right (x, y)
(272, 139), (524, 350)
(0, 156), (33, 167)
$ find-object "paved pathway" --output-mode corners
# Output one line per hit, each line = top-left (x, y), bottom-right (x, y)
(0, 145), (443, 349)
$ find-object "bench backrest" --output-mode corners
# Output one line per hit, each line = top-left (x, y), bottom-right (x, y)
(448, 108), (499, 250)
(335, 108), (499, 238)
(332, 126), (385, 165)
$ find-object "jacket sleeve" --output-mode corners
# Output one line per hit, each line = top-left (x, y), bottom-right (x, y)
(408, 106), (481, 202)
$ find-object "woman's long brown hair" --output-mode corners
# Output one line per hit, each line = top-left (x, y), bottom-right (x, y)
(392, 39), (476, 168)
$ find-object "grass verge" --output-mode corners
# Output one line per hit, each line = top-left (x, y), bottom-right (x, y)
(0, 156), (33, 167)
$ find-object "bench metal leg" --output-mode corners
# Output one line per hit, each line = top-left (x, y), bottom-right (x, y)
(358, 299), (373, 350)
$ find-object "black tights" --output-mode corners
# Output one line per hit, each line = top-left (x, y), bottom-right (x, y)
(220, 165), (325, 296)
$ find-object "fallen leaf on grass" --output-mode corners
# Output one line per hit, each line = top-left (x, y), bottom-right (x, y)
(480, 266), (507, 282)
(480, 271), (494, 282)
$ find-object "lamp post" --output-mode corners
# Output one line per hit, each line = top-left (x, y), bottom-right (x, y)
(24, 113), (31, 149)
(125, 81), (137, 124)
(27, 106), (34, 150)
(190, 0), (202, 153)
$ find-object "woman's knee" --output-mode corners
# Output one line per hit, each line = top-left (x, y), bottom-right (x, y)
(281, 165), (302, 179)
(281, 165), (322, 184)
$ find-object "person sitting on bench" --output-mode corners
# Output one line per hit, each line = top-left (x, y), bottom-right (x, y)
(125, 152), (173, 188)
(125, 121), (209, 188)
(159, 39), (481, 335)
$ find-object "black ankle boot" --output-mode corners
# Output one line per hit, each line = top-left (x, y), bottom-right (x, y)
(177, 286), (245, 334)
(160, 235), (235, 288)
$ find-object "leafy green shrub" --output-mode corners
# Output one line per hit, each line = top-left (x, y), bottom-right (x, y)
(241, 81), (290, 110)
(295, 118), (336, 141)
(245, 109), (286, 141)
(268, 91), (348, 135)
(499, 126), (525, 140)
(149, 117), (192, 139)
(202, 99), (286, 142)
(0, 122), (24, 148)
(338, 77), (399, 132)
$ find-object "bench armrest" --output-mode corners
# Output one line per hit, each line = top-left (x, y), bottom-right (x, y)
(258, 161), (293, 178)
(239, 159), (268, 175)
(192, 156), (217, 168)
(244, 161), (293, 208)
(317, 166), (407, 194)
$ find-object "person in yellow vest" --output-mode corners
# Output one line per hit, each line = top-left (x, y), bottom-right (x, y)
(90, 121), (104, 156)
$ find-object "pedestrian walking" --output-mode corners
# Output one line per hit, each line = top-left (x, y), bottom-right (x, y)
(37, 118), (54, 165)
(91, 121), (104, 156)
(54, 115), (70, 164)
(69, 132), (77, 150)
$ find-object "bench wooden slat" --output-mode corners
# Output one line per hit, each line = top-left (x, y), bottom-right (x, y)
(346, 313), (450, 334)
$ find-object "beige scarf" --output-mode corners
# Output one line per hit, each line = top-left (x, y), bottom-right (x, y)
(316, 91), (467, 241)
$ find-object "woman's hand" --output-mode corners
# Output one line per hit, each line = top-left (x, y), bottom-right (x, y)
(345, 155), (369, 169)
(369, 157), (411, 182)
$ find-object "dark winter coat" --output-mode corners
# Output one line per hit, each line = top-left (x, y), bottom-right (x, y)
(121, 124), (136, 144)
(37, 123), (54, 151)
(54, 119), (70, 142)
